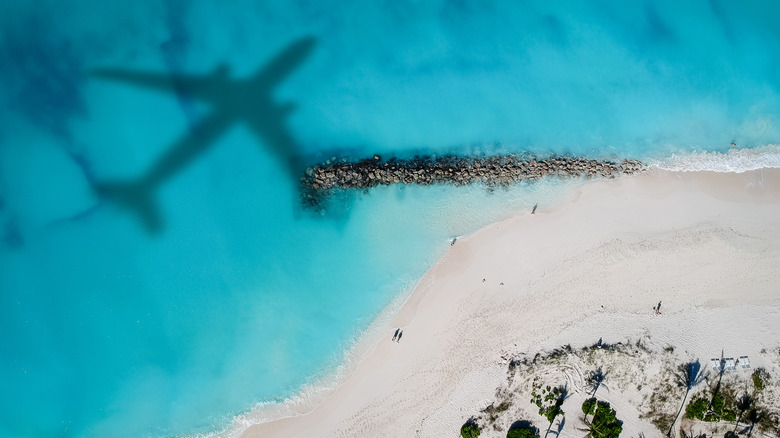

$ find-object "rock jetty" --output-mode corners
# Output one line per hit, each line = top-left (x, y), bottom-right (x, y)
(301, 154), (645, 206)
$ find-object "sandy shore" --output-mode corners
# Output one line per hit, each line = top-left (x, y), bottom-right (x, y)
(238, 168), (780, 438)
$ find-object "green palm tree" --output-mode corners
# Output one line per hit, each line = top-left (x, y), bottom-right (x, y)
(577, 401), (622, 438)
(583, 368), (607, 425)
(543, 384), (568, 438)
(586, 402), (622, 438)
(582, 398), (597, 425)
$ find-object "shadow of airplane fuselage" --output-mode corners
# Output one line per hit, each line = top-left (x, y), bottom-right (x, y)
(91, 36), (316, 233)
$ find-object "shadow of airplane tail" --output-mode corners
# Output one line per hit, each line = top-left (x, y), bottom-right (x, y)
(93, 180), (162, 233)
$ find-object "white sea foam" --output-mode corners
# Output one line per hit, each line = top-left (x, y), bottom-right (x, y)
(200, 276), (423, 438)
(649, 145), (780, 173)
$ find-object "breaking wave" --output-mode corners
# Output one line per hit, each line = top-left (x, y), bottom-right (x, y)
(650, 145), (780, 173)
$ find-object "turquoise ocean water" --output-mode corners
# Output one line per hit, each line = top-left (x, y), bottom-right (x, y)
(1, 1), (779, 436)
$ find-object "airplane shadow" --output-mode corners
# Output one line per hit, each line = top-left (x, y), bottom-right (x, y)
(90, 36), (317, 234)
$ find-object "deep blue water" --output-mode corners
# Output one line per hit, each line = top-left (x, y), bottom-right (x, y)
(1, 1), (779, 436)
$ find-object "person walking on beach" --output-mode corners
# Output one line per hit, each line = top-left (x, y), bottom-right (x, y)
(397, 331), (403, 343)
(657, 301), (662, 315)
(392, 328), (399, 342)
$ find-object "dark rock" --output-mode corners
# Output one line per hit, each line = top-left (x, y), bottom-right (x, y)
(299, 154), (646, 209)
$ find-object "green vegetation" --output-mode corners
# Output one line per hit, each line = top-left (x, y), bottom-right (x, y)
(684, 397), (708, 420)
(582, 398), (597, 416)
(752, 368), (769, 392)
(710, 392), (724, 415)
(531, 383), (565, 423)
(507, 423), (539, 438)
(467, 345), (780, 438)
(544, 400), (564, 424)
(461, 419), (481, 438)
(530, 380), (567, 438)
(684, 391), (737, 422)
(586, 401), (623, 438)
(703, 392), (726, 421)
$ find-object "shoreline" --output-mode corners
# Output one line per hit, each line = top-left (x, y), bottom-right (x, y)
(228, 167), (780, 438)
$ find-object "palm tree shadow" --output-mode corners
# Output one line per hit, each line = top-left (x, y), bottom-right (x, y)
(555, 416), (565, 436)
(90, 36), (317, 234)
(587, 367), (607, 398)
(668, 360), (708, 437)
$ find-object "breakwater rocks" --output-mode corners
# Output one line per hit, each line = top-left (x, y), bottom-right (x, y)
(301, 154), (645, 205)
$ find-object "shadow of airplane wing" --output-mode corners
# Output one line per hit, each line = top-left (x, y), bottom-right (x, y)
(144, 110), (235, 186)
(253, 36), (317, 87)
(93, 68), (217, 98)
(93, 110), (234, 233)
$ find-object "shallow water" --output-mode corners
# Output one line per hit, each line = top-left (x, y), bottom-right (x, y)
(1, 1), (779, 436)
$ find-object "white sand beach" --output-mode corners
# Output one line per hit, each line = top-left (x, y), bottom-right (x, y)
(238, 168), (780, 438)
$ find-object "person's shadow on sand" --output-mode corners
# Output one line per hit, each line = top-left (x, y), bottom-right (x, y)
(90, 37), (316, 233)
